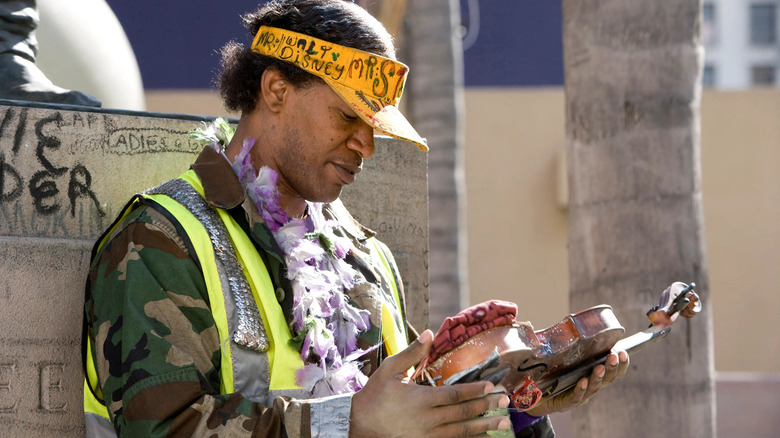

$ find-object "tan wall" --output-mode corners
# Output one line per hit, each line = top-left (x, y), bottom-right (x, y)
(145, 90), (235, 119)
(465, 88), (780, 373)
(146, 88), (780, 373)
(463, 89), (569, 330)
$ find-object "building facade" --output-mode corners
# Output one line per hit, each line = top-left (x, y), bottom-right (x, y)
(704, 0), (780, 88)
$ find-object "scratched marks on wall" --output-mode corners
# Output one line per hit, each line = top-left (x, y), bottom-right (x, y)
(0, 105), (204, 239)
(0, 108), (105, 225)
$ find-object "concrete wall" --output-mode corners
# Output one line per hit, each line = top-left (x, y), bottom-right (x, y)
(464, 88), (780, 374)
(0, 101), (428, 436)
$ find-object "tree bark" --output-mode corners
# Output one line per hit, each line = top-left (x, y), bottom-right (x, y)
(563, 1), (716, 436)
(402, 0), (468, 329)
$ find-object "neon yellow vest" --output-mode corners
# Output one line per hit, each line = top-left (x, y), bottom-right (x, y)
(84, 170), (407, 424)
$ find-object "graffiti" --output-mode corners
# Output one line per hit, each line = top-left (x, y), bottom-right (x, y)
(355, 90), (382, 113)
(0, 153), (23, 203)
(0, 107), (26, 155)
(69, 165), (104, 218)
(106, 128), (202, 155)
(370, 217), (427, 238)
(0, 110), (105, 218)
(252, 28), (406, 102)
(0, 106), (205, 239)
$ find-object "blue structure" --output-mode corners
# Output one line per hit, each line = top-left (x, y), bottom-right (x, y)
(105, 0), (562, 89)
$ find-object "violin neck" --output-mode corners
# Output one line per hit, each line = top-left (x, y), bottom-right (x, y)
(612, 326), (672, 355)
(539, 327), (672, 400)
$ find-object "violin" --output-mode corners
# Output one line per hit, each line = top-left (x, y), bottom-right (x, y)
(412, 282), (701, 411)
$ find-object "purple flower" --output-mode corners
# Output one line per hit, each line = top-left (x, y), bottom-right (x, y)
(218, 131), (372, 397)
(275, 221), (309, 253)
(332, 299), (371, 356)
(295, 363), (325, 392)
(332, 236), (350, 259)
(300, 333), (312, 360)
(329, 361), (365, 394)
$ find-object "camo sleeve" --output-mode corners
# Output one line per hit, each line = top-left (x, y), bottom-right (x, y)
(85, 201), (327, 437)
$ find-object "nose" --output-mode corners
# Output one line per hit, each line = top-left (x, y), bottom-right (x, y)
(346, 122), (375, 159)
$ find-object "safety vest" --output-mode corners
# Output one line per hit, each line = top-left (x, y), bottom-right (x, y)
(84, 170), (407, 435)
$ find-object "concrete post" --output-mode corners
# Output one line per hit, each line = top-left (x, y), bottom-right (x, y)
(0, 101), (428, 436)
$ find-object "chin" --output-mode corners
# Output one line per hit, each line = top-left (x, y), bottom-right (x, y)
(306, 188), (342, 204)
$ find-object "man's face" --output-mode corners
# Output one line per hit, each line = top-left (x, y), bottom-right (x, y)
(265, 80), (375, 204)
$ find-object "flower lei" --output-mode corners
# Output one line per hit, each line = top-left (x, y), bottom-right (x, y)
(191, 119), (372, 396)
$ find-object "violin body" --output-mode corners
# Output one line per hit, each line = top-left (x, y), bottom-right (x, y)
(414, 282), (701, 411)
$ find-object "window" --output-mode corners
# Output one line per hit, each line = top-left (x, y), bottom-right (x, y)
(751, 65), (776, 85)
(750, 3), (777, 45)
(703, 64), (716, 87)
(703, 2), (718, 46)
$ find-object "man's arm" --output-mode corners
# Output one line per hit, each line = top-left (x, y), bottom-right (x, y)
(86, 205), (329, 437)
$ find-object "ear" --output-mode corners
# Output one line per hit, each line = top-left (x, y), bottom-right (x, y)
(259, 67), (288, 113)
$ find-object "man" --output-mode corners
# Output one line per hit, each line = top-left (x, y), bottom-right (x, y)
(83, 1), (628, 437)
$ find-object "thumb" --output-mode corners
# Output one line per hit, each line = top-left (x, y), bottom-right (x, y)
(382, 329), (434, 376)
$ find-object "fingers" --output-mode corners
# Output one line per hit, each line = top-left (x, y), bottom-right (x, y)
(428, 388), (512, 438)
(380, 329), (433, 376)
(431, 413), (512, 438)
(617, 350), (629, 378)
(567, 376), (590, 406)
(601, 351), (629, 384)
(576, 351), (631, 404)
(430, 380), (499, 407)
(526, 351), (632, 417)
(433, 384), (509, 417)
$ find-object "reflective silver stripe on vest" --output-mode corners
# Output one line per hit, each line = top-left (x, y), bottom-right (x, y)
(146, 179), (269, 352)
(147, 179), (313, 404)
(85, 412), (116, 438)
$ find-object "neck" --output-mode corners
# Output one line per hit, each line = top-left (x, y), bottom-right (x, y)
(226, 118), (308, 220)
(281, 197), (307, 219)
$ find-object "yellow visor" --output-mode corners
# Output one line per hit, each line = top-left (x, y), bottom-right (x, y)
(251, 26), (428, 151)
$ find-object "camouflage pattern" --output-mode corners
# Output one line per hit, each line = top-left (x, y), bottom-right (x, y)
(84, 148), (411, 437)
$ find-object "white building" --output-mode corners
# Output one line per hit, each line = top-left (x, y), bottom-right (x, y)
(703, 0), (779, 88)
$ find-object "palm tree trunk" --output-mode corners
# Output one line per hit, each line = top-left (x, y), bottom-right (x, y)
(403, 0), (468, 329)
(563, 1), (716, 436)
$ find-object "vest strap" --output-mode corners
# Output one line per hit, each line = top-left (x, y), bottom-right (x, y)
(146, 178), (270, 353)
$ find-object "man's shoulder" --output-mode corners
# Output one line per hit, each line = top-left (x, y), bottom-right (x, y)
(325, 198), (375, 241)
(94, 195), (195, 267)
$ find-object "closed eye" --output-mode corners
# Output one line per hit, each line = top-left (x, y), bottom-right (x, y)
(341, 110), (359, 122)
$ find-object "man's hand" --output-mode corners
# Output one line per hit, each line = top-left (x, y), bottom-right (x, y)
(350, 330), (513, 438)
(525, 350), (630, 417)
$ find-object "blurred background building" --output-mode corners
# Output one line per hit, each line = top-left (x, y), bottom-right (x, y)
(703, 0), (780, 87)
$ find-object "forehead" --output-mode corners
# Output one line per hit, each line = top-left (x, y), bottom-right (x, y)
(293, 79), (352, 110)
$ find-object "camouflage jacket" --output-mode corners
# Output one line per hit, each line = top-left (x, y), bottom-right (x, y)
(84, 147), (411, 437)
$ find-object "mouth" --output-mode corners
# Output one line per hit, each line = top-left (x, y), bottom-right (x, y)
(333, 162), (362, 185)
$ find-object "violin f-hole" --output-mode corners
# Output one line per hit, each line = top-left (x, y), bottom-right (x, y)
(517, 362), (547, 373)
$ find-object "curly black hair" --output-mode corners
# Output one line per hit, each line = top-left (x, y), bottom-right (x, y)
(218, 0), (395, 114)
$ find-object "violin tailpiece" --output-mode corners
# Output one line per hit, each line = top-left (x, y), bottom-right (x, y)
(510, 376), (543, 411)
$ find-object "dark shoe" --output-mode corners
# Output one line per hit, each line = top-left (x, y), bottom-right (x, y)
(0, 52), (101, 107)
